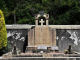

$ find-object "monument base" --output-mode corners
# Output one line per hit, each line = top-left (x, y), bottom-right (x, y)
(25, 46), (59, 53)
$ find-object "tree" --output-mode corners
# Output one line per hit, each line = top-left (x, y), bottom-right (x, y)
(0, 0), (80, 25)
(0, 10), (7, 49)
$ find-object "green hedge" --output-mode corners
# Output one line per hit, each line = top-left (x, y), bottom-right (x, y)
(0, 10), (7, 49)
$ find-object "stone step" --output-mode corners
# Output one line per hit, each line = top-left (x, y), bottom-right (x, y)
(1, 57), (80, 60)
(3, 53), (80, 58)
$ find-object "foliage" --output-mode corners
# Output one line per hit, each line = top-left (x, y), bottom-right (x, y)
(0, 41), (11, 56)
(0, 10), (7, 49)
(0, 0), (80, 25)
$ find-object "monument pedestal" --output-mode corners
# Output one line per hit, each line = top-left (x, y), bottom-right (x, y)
(28, 26), (56, 46)
(26, 26), (58, 53)
(26, 46), (59, 53)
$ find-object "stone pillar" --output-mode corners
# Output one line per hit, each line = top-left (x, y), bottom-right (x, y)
(52, 29), (56, 46)
(28, 29), (35, 46)
(35, 20), (38, 26)
(46, 20), (49, 26)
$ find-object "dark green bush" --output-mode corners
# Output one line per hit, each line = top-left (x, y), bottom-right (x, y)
(0, 41), (11, 56)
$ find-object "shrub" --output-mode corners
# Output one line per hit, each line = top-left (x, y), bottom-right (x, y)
(0, 10), (7, 49)
(0, 41), (11, 56)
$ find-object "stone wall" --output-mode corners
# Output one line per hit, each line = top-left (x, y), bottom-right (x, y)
(6, 25), (80, 53)
(7, 29), (28, 52)
(57, 29), (80, 52)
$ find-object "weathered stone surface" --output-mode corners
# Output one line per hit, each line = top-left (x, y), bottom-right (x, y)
(57, 29), (80, 52)
(27, 25), (57, 53)
(28, 29), (35, 46)
(2, 52), (12, 58)
(35, 20), (38, 26)
(51, 46), (58, 50)
(26, 46), (37, 51)
(46, 20), (49, 26)
(50, 50), (55, 53)
(37, 45), (47, 50)
(7, 29), (28, 52)
(6, 24), (31, 29)
(47, 54), (53, 57)
(53, 54), (64, 57)
(7, 26), (80, 53)
(7, 24), (80, 53)
(6, 25), (80, 29)
(49, 25), (80, 29)
(25, 50), (33, 53)
(35, 26), (55, 46)
(52, 29), (56, 46)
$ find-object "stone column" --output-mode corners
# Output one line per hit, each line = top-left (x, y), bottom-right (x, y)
(52, 29), (56, 46)
(35, 20), (38, 26)
(46, 20), (49, 26)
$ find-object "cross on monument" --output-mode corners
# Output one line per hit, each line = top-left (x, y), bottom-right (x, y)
(39, 19), (45, 26)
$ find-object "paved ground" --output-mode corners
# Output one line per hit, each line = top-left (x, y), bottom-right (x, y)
(21, 53), (64, 55)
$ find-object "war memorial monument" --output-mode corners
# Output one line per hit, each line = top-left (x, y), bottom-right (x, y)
(1, 11), (80, 60)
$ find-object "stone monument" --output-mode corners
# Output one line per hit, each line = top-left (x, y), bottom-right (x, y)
(26, 11), (58, 53)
